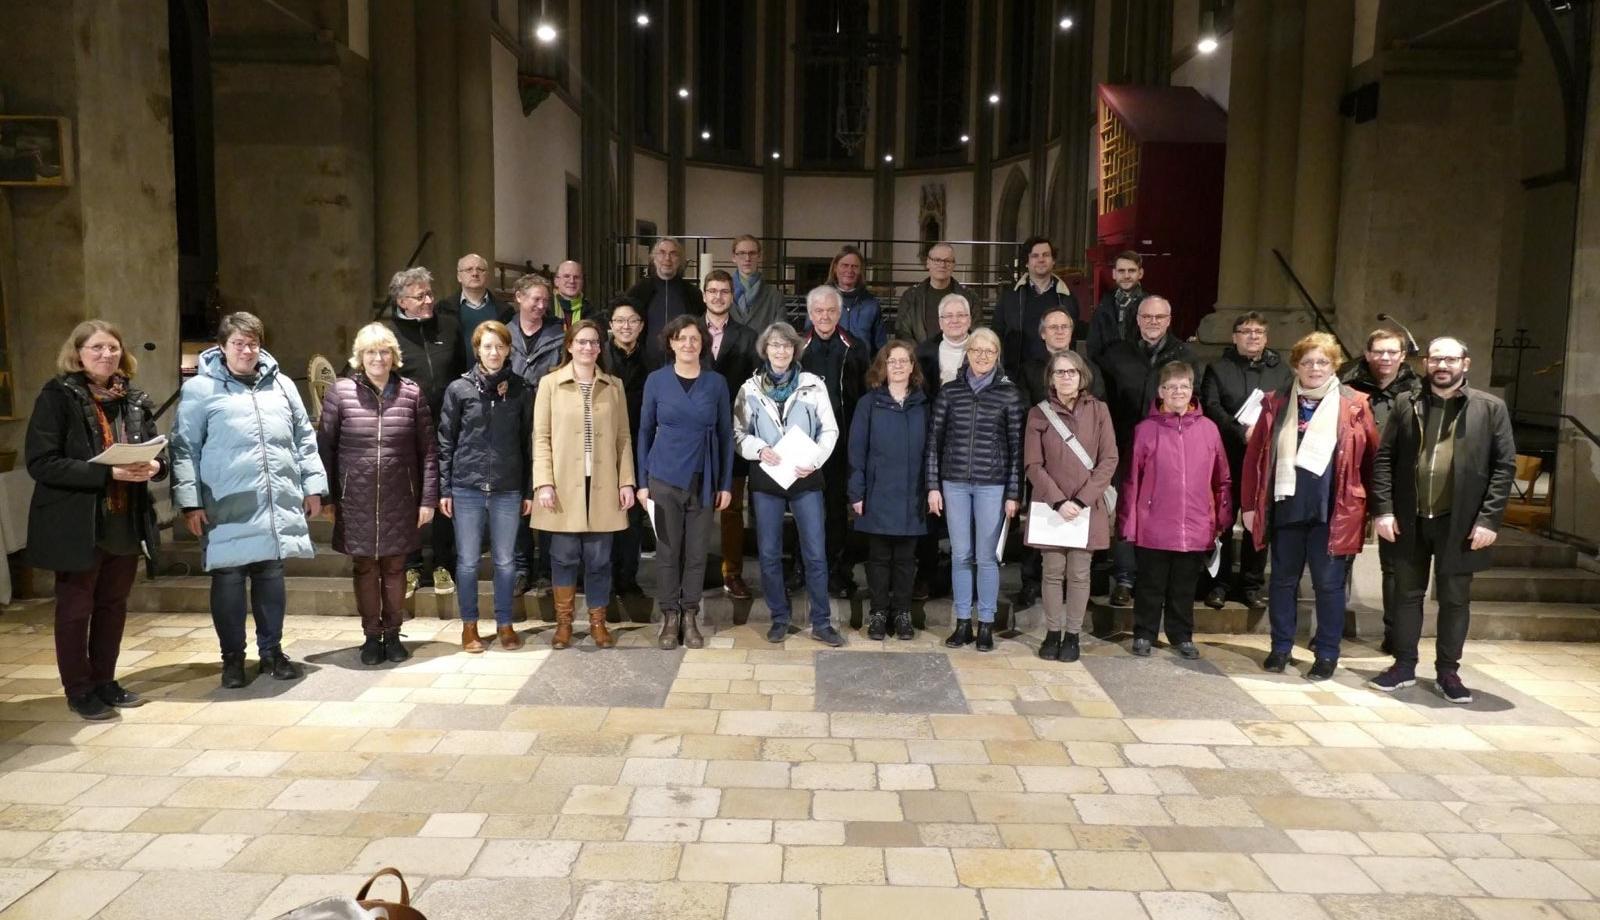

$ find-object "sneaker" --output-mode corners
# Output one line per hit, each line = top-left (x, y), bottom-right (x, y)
(893, 610), (914, 640)
(811, 625), (846, 647)
(723, 574), (753, 600)
(1204, 585), (1228, 610)
(1109, 584), (1133, 607)
(1307, 658), (1337, 681)
(259, 649), (302, 681)
(1367, 665), (1416, 692)
(766, 622), (789, 643)
(1130, 637), (1153, 657)
(866, 609), (888, 641)
(1175, 641), (1201, 660)
(67, 693), (117, 721)
(1436, 671), (1473, 704)
(220, 653), (250, 689)
(433, 567), (456, 595)
(95, 681), (146, 708)
(384, 630), (411, 663)
(1262, 651), (1293, 673)
(359, 634), (385, 665)
(404, 569), (420, 599)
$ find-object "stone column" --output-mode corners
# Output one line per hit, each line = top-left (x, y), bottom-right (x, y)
(1248, 0), (1304, 306)
(416, 0), (460, 278)
(1214, 0), (1268, 308)
(371, 0), (419, 282)
(456, 2), (496, 264)
(1287, 0), (1353, 308)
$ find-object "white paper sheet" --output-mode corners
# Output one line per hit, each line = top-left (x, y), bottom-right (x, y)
(643, 497), (658, 539)
(761, 427), (823, 490)
(996, 515), (1010, 560)
(88, 436), (167, 466)
(1234, 389), (1265, 429)
(1025, 501), (1091, 548)
(1206, 538), (1223, 578)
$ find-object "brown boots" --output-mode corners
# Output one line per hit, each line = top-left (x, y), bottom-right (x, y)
(682, 606), (704, 649)
(497, 625), (523, 650)
(657, 610), (681, 650)
(588, 608), (615, 648)
(461, 621), (485, 654)
(552, 586), (576, 649)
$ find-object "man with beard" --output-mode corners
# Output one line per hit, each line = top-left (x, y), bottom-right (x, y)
(1087, 251), (1147, 361)
(1368, 337), (1516, 704)
(993, 236), (1079, 385)
(1340, 328), (1423, 648)
(1199, 311), (1292, 611)
(701, 271), (759, 599)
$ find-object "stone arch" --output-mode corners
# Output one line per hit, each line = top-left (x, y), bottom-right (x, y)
(995, 166), (1029, 242)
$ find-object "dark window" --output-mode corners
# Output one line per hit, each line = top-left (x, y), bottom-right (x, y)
(634, 0), (666, 152)
(909, 0), (969, 164)
(798, 0), (868, 168)
(694, 0), (750, 162)
(1000, 0), (1038, 155)
(566, 179), (581, 261)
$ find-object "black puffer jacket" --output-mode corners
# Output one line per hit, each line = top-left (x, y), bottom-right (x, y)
(317, 374), (439, 557)
(437, 367), (533, 497)
(1340, 358), (1422, 437)
(925, 364), (1025, 500)
(25, 375), (167, 572)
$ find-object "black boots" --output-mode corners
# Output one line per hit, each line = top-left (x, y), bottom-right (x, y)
(220, 652), (250, 689)
(360, 635), (385, 666)
(1039, 631), (1081, 662)
(259, 649), (301, 681)
(893, 609), (914, 640)
(975, 622), (994, 652)
(867, 609), (889, 641)
(1058, 632), (1080, 662)
(384, 630), (410, 662)
(658, 610), (681, 650)
(682, 607), (704, 649)
(945, 619), (973, 648)
(1039, 631), (1062, 660)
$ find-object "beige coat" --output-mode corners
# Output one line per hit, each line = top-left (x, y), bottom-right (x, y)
(530, 363), (636, 533)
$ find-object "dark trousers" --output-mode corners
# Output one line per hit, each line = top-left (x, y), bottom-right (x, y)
(352, 554), (407, 635)
(210, 559), (287, 657)
(514, 519), (552, 580)
(549, 531), (613, 607)
(1377, 537), (1400, 639)
(612, 504), (650, 589)
(822, 454), (852, 583)
(866, 533), (917, 612)
(54, 548), (139, 698)
(408, 514), (457, 577)
(1132, 547), (1204, 644)
(1393, 514), (1474, 674)
(1267, 521), (1347, 660)
(650, 477), (712, 613)
(1216, 477), (1266, 597)
(1020, 546), (1043, 590)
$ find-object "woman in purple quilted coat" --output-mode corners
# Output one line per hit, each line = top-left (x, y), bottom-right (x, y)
(317, 323), (440, 665)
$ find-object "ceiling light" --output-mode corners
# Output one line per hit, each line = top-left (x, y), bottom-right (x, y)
(700, 130), (711, 140)
(635, 12), (650, 26)
(883, 153), (894, 163)
(1059, 16), (1074, 30)
(1197, 35), (1218, 54)
(959, 134), (970, 143)
(534, 23), (557, 43)
(771, 151), (781, 160)
(987, 92), (1000, 105)
(677, 87), (690, 98)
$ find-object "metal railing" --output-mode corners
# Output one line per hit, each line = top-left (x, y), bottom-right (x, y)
(1511, 408), (1600, 553)
(1272, 248), (1350, 358)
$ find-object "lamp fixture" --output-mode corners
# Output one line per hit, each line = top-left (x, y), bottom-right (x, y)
(1197, 10), (1219, 54)
(1059, 16), (1073, 30)
(677, 87), (690, 98)
(534, 22), (557, 43)
(636, 12), (650, 26)
(987, 92), (1000, 105)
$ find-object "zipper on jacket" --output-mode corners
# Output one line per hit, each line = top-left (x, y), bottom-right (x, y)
(246, 380), (283, 560)
(1178, 419), (1190, 548)
(364, 377), (385, 543)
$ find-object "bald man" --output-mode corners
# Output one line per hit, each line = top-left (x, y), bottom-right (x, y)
(438, 252), (512, 353)
(553, 260), (587, 329)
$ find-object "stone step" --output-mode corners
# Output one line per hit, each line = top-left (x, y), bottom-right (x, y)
(122, 574), (1600, 642)
(158, 543), (499, 579)
(1469, 567), (1600, 604)
(1484, 530), (1580, 569)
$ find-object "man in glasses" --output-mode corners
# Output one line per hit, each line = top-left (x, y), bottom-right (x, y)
(1340, 328), (1422, 648)
(728, 236), (787, 333)
(896, 242), (976, 345)
(1199, 312), (1292, 611)
(700, 270), (759, 599)
(1369, 337), (1516, 704)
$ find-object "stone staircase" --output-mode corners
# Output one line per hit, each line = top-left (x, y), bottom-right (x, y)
(124, 519), (1600, 643)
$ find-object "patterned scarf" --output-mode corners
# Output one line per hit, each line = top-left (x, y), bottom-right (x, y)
(86, 374), (131, 513)
(471, 363), (513, 403)
(759, 362), (798, 407)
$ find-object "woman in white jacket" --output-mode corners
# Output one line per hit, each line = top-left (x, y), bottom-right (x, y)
(734, 322), (842, 645)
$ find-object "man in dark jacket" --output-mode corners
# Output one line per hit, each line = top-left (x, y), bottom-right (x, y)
(625, 237), (706, 365)
(386, 266), (462, 594)
(1085, 250), (1146, 361)
(436, 253), (513, 353)
(897, 242), (978, 344)
(1099, 295), (1196, 605)
(1369, 336), (1516, 704)
(992, 236), (1080, 384)
(508, 274), (567, 594)
(602, 298), (652, 597)
(1339, 327), (1423, 642)
(702, 271), (760, 599)
(1199, 312), (1292, 611)
(800, 286), (870, 597)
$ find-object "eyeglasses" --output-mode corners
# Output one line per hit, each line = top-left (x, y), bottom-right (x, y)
(225, 340), (260, 352)
(1161, 383), (1194, 392)
(767, 342), (795, 352)
(1368, 349), (1403, 359)
(1298, 359), (1333, 370)
(885, 357), (912, 367)
(733, 249), (760, 258)
(939, 313), (968, 321)
(1235, 328), (1267, 337)
(927, 257), (955, 266)
(82, 344), (123, 354)
(1043, 323), (1072, 333)
(573, 339), (602, 349)
(400, 292), (435, 302)
(1426, 356), (1465, 366)
(1138, 314), (1170, 322)
(1051, 369), (1079, 378)
(704, 288), (733, 298)
(612, 317), (642, 327)
(967, 347), (998, 358)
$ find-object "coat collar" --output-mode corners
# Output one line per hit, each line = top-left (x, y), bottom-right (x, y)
(1013, 274), (1070, 296)
(547, 362), (613, 389)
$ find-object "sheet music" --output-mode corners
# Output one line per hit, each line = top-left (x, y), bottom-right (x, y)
(1025, 501), (1090, 548)
(1234, 389), (1265, 429)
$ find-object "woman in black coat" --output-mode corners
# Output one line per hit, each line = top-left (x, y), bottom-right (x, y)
(26, 320), (167, 721)
(848, 340), (929, 641)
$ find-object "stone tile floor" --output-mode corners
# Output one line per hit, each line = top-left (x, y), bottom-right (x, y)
(0, 610), (1595, 918)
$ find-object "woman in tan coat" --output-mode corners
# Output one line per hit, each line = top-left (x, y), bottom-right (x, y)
(532, 319), (636, 649)
(1022, 350), (1118, 662)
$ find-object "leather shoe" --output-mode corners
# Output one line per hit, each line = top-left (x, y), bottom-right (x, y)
(461, 621), (486, 654)
(893, 609), (914, 640)
(497, 625), (524, 650)
(974, 622), (994, 652)
(944, 619), (973, 648)
(723, 575), (753, 600)
(682, 608), (705, 649)
(1175, 641), (1201, 660)
(1039, 630), (1062, 660)
(1263, 650), (1293, 673)
(1245, 591), (1267, 613)
(811, 625), (845, 647)
(657, 611), (681, 650)
(766, 622), (789, 643)
(1130, 637), (1153, 657)
(1014, 582), (1041, 609)
(1204, 586), (1228, 610)
(1307, 657), (1337, 681)
(1109, 584), (1133, 607)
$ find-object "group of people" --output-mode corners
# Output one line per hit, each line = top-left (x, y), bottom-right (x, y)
(24, 234), (1517, 721)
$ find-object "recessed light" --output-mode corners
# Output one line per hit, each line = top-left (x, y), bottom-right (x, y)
(959, 134), (970, 143)
(700, 130), (711, 140)
(883, 153), (894, 163)
(677, 87), (690, 98)
(1059, 16), (1073, 30)
(988, 93), (1000, 105)
(534, 23), (557, 43)
(771, 151), (781, 160)
(1197, 36), (1218, 54)
(635, 13), (650, 26)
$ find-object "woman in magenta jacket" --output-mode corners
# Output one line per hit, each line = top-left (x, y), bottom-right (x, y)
(1117, 361), (1232, 660)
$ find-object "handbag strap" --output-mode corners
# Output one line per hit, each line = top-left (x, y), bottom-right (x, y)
(1038, 401), (1096, 474)
(356, 867), (411, 905)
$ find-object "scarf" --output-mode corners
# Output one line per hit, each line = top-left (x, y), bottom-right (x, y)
(967, 366), (996, 393)
(1274, 377), (1341, 500)
(734, 272), (763, 317)
(471, 363), (513, 403)
(86, 374), (132, 514)
(759, 362), (797, 406)
(1113, 285), (1144, 323)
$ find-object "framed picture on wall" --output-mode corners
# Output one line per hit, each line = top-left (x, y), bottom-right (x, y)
(0, 116), (73, 188)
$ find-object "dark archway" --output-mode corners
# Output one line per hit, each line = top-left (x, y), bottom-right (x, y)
(169, 0), (217, 341)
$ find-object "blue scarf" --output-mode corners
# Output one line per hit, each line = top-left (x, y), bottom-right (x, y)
(760, 362), (798, 406)
(734, 272), (763, 318)
(967, 366), (996, 392)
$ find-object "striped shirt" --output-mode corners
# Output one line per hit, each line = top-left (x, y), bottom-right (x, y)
(579, 380), (594, 477)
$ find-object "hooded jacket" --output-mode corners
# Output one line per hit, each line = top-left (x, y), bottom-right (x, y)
(1241, 384), (1379, 557)
(848, 386), (929, 537)
(734, 369), (838, 497)
(1116, 401), (1232, 552)
(316, 373), (439, 558)
(170, 347), (329, 570)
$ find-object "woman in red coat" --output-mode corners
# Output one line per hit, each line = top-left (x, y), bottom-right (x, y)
(317, 323), (440, 666)
(1241, 332), (1378, 681)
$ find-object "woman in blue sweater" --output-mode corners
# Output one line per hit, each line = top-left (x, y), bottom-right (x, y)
(636, 315), (734, 650)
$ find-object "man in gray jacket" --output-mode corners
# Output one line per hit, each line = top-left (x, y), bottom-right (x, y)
(896, 242), (976, 345)
(729, 235), (787, 333)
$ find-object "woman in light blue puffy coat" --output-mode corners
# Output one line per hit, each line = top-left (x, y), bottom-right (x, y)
(171, 312), (328, 690)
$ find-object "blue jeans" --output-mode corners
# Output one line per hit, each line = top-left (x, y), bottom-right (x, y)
(943, 481), (1005, 623)
(210, 559), (286, 656)
(452, 489), (522, 625)
(549, 532), (612, 607)
(1268, 520), (1347, 660)
(754, 490), (830, 629)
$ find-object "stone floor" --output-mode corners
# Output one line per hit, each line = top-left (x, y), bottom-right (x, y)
(0, 609), (1598, 919)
